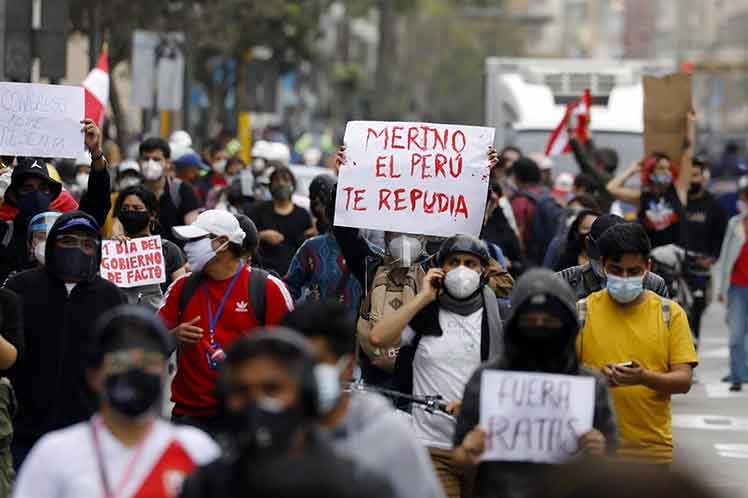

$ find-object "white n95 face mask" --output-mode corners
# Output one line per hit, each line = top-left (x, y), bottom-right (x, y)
(184, 238), (227, 273)
(141, 160), (164, 181)
(389, 236), (422, 267)
(444, 265), (481, 299)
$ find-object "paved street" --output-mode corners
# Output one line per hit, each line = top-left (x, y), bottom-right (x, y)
(673, 303), (748, 497)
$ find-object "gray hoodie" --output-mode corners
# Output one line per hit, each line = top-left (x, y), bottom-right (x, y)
(453, 269), (618, 498)
(327, 391), (446, 498)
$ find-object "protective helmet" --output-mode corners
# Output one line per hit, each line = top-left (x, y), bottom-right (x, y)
(436, 234), (490, 267)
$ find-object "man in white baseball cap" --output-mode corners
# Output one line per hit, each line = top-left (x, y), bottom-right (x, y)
(159, 210), (294, 434)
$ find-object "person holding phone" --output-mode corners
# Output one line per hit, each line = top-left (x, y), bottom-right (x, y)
(369, 234), (503, 498)
(576, 222), (698, 465)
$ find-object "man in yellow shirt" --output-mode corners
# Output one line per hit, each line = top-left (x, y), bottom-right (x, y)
(576, 222), (698, 464)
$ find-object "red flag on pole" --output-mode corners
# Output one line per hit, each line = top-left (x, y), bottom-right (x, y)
(544, 89), (591, 156)
(83, 46), (109, 128)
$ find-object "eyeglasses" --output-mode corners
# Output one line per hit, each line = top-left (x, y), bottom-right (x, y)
(56, 234), (99, 254)
(102, 350), (166, 374)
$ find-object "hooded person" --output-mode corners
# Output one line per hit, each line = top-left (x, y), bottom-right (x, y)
(370, 234), (503, 498)
(452, 269), (618, 498)
(557, 214), (669, 299)
(0, 120), (112, 282)
(5, 211), (126, 469)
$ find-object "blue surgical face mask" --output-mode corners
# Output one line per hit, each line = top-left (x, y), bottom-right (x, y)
(651, 171), (672, 185)
(606, 274), (644, 304)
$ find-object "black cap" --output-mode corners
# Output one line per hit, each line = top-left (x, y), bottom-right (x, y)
(235, 214), (259, 256)
(5, 157), (62, 205)
(89, 305), (174, 367)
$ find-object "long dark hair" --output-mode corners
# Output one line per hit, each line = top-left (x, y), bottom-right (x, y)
(553, 209), (599, 272)
(114, 185), (160, 232)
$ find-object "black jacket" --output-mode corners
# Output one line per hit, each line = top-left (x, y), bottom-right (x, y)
(0, 167), (111, 284)
(454, 269), (618, 498)
(4, 211), (125, 444)
(180, 433), (394, 498)
(557, 262), (669, 300)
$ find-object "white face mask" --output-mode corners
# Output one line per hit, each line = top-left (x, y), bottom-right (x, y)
(184, 237), (227, 273)
(213, 159), (227, 175)
(75, 172), (89, 190)
(444, 265), (481, 299)
(118, 176), (141, 191)
(33, 242), (46, 265)
(388, 236), (422, 267)
(141, 159), (164, 181)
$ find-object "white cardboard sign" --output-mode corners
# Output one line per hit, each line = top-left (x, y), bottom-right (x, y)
(334, 121), (494, 237)
(479, 370), (595, 463)
(0, 82), (84, 159)
(100, 236), (167, 288)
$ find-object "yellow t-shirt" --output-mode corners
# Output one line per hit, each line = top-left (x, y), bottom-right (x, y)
(101, 192), (120, 238)
(576, 290), (698, 463)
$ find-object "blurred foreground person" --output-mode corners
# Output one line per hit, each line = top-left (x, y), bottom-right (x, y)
(12, 306), (219, 498)
(535, 459), (724, 498)
(453, 269), (616, 498)
(179, 329), (393, 498)
(282, 301), (446, 498)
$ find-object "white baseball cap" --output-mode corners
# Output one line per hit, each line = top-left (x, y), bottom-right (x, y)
(172, 210), (246, 244)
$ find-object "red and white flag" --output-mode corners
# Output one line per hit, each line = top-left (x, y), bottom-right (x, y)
(544, 88), (592, 156)
(82, 46), (109, 127)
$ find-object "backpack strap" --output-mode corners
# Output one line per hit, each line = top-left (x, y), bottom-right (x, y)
(659, 296), (671, 329)
(248, 267), (269, 326)
(577, 298), (588, 329)
(177, 271), (203, 323)
(168, 177), (182, 211)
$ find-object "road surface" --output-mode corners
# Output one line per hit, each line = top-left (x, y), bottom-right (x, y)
(673, 303), (748, 497)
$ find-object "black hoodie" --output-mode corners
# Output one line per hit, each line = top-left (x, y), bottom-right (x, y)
(5, 211), (125, 445)
(453, 269), (617, 498)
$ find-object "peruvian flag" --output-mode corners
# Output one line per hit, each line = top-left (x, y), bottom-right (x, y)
(544, 88), (592, 156)
(82, 46), (109, 127)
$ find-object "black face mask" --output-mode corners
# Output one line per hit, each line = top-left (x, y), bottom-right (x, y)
(119, 211), (151, 235)
(228, 399), (305, 456)
(17, 191), (51, 218)
(52, 246), (97, 282)
(512, 326), (572, 373)
(104, 369), (162, 419)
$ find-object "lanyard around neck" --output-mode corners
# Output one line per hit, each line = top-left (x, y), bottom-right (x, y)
(90, 417), (154, 498)
(204, 264), (244, 340)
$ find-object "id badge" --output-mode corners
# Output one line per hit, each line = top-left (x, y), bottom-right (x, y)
(205, 341), (226, 370)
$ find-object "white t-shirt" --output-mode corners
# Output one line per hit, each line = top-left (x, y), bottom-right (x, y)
(408, 308), (482, 450)
(12, 416), (220, 498)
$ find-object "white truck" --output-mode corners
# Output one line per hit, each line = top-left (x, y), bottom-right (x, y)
(484, 57), (676, 173)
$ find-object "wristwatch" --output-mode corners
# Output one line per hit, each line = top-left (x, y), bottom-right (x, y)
(91, 149), (105, 162)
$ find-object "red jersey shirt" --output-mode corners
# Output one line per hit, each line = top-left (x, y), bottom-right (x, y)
(159, 265), (294, 417)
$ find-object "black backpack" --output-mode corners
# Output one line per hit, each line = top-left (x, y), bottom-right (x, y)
(177, 267), (269, 326)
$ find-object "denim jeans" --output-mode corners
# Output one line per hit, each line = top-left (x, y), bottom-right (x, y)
(727, 284), (748, 383)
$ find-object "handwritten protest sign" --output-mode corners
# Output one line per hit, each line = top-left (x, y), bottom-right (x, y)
(100, 236), (167, 288)
(479, 370), (595, 463)
(644, 73), (692, 167)
(0, 82), (84, 159)
(334, 121), (495, 237)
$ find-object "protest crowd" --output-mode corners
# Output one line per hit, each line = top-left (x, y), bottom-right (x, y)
(0, 71), (742, 498)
